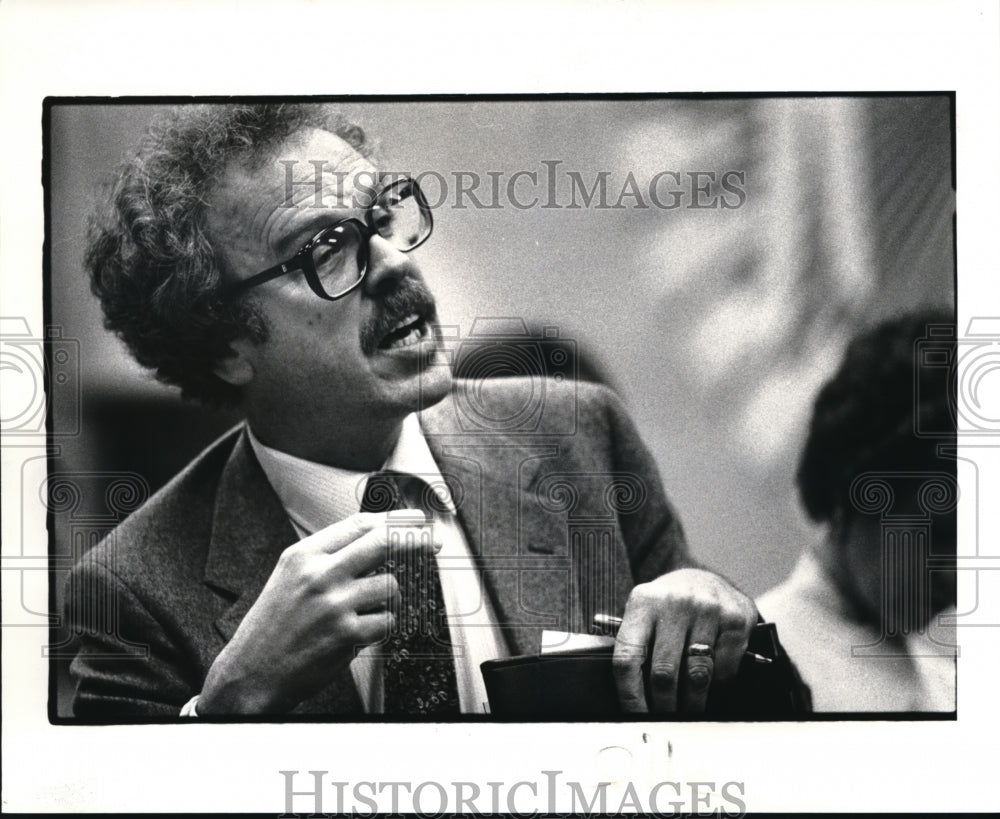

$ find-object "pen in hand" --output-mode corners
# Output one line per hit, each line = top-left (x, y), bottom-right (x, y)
(592, 614), (773, 664)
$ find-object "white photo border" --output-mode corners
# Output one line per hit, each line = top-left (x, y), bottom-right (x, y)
(2, 0), (998, 813)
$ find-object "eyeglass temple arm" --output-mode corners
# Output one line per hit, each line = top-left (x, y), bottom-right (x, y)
(223, 260), (297, 298)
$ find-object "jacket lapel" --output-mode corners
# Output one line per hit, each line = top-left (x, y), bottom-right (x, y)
(203, 428), (297, 630)
(420, 395), (567, 657)
(203, 428), (362, 714)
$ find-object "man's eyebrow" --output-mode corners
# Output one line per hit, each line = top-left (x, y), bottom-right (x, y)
(274, 208), (356, 256)
(272, 168), (384, 255)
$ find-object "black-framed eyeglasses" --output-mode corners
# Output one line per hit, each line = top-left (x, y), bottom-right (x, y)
(223, 176), (433, 302)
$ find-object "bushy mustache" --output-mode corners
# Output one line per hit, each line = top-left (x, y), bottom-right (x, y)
(359, 278), (438, 355)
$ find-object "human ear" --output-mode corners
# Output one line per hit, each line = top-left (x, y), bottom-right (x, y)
(212, 338), (256, 387)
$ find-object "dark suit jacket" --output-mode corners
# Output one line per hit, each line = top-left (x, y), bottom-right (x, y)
(66, 378), (689, 718)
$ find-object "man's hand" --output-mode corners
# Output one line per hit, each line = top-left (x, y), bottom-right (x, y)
(198, 512), (437, 714)
(611, 568), (756, 714)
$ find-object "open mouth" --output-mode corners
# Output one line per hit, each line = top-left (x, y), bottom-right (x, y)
(377, 312), (430, 350)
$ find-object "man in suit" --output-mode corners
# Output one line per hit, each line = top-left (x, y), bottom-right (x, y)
(68, 103), (757, 718)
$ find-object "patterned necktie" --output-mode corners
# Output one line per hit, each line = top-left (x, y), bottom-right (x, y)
(360, 470), (461, 715)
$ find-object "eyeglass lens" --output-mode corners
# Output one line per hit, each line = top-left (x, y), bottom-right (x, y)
(311, 182), (429, 298)
(311, 222), (366, 297)
(370, 181), (431, 251)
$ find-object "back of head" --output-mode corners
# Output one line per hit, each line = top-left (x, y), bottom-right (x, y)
(797, 308), (956, 527)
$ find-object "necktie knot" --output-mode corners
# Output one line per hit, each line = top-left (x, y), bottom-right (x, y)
(361, 470), (449, 517)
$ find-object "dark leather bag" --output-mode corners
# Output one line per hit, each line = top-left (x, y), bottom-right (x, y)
(481, 621), (812, 719)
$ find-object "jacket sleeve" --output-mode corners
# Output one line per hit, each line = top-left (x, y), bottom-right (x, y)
(65, 556), (198, 719)
(598, 383), (695, 582)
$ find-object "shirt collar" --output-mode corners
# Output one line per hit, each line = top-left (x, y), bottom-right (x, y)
(247, 414), (454, 535)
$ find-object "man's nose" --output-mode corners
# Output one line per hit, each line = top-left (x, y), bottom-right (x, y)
(363, 235), (418, 297)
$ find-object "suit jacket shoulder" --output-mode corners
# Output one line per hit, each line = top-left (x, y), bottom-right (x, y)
(81, 426), (242, 589)
(64, 424), (304, 718)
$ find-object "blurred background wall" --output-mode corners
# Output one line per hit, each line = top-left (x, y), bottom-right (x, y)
(48, 96), (954, 641)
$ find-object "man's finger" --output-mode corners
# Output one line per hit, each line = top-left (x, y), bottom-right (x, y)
(335, 521), (440, 577)
(646, 620), (687, 713)
(307, 512), (386, 554)
(612, 613), (654, 713)
(349, 611), (396, 652)
(678, 629), (717, 714)
(347, 572), (401, 614)
(713, 625), (750, 682)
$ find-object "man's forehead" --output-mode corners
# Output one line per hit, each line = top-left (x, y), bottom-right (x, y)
(229, 126), (377, 207)
(204, 126), (380, 265)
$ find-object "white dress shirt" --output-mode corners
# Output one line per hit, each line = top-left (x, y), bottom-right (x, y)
(247, 414), (508, 714)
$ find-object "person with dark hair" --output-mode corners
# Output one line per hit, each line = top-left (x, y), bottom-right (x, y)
(757, 308), (957, 711)
(67, 103), (759, 718)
